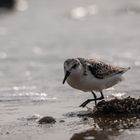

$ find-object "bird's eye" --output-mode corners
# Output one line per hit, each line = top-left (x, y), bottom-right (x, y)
(72, 64), (77, 69)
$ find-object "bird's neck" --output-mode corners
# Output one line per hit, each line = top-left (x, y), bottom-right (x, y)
(69, 67), (84, 80)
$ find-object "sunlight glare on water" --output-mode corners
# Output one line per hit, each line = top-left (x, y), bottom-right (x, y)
(70, 4), (98, 20)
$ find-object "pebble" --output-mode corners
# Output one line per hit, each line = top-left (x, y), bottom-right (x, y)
(38, 116), (56, 124)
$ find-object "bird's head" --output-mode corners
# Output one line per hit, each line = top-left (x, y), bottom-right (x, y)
(63, 58), (81, 84)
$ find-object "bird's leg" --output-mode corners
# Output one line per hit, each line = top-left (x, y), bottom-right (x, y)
(79, 99), (95, 108)
(91, 91), (97, 105)
(79, 91), (97, 108)
(94, 91), (104, 101)
(99, 91), (104, 100)
(79, 91), (105, 108)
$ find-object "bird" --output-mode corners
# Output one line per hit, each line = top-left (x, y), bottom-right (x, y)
(62, 57), (130, 107)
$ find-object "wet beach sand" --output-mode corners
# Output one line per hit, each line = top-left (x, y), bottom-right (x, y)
(0, 0), (140, 139)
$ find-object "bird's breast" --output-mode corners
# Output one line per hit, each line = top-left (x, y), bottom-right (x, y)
(66, 74), (99, 92)
(67, 74), (81, 89)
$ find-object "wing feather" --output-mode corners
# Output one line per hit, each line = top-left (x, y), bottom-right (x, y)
(86, 59), (130, 79)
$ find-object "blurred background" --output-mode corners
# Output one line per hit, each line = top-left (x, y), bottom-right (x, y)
(0, 0), (140, 140)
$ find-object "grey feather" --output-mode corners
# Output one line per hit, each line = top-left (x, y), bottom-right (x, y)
(77, 58), (130, 79)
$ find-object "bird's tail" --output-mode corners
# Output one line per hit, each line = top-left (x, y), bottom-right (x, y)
(119, 67), (131, 74)
(124, 67), (131, 72)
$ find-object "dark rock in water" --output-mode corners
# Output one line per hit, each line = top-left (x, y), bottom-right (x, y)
(59, 120), (65, 123)
(94, 97), (140, 116)
(70, 97), (140, 118)
(6, 132), (10, 135)
(0, 0), (15, 9)
(38, 116), (56, 124)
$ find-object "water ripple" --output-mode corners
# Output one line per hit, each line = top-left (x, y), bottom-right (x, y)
(0, 86), (37, 92)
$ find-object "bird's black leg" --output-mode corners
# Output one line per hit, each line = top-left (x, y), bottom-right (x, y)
(94, 91), (104, 101)
(91, 91), (97, 105)
(79, 91), (97, 107)
(99, 91), (104, 100)
(79, 91), (104, 108)
(79, 99), (95, 108)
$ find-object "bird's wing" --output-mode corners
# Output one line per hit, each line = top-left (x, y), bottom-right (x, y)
(87, 59), (130, 79)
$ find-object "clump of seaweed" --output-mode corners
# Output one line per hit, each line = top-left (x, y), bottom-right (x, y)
(94, 96), (140, 116)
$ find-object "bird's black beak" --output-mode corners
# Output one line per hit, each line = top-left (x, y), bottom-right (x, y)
(63, 71), (70, 84)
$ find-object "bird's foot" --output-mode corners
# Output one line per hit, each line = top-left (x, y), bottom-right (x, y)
(79, 102), (87, 108)
(79, 99), (95, 108)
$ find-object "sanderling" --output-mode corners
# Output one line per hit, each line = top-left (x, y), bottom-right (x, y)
(63, 58), (130, 107)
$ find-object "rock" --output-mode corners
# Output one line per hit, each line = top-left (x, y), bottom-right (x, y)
(38, 116), (56, 124)
(59, 120), (65, 123)
(94, 97), (140, 116)
(69, 97), (140, 118)
(6, 132), (10, 135)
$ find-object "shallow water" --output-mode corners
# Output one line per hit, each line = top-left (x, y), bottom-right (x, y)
(0, 0), (140, 139)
